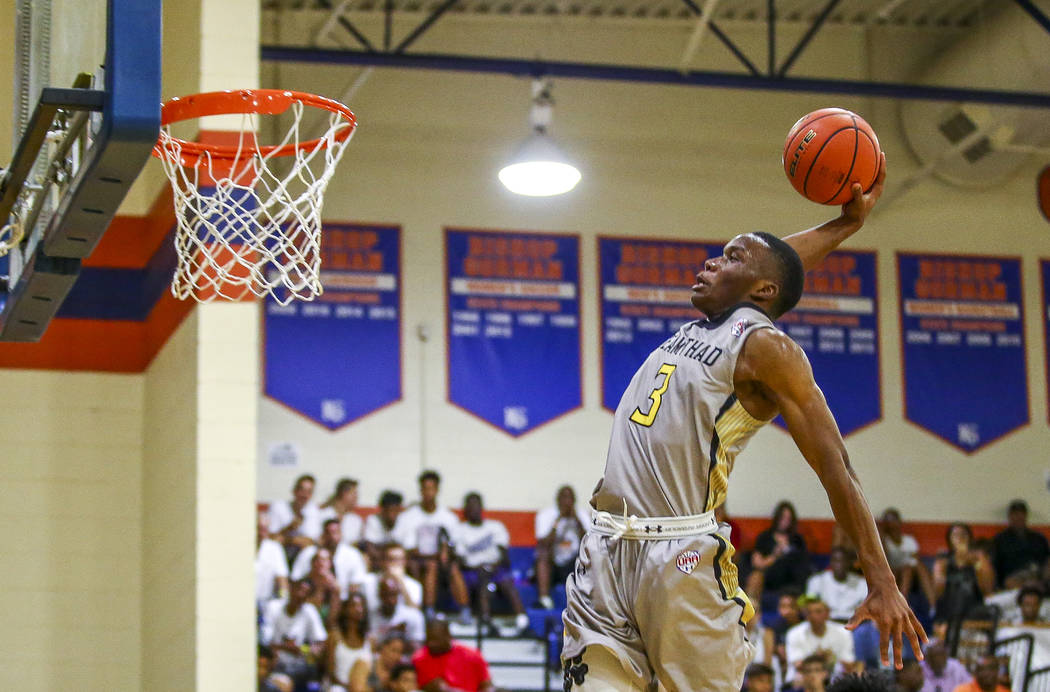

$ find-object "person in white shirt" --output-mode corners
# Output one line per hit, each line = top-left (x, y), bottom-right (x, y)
(260, 579), (328, 683)
(269, 474), (324, 559)
(880, 508), (936, 611)
(319, 477), (365, 548)
(325, 592), (372, 692)
(369, 575), (426, 650)
(456, 492), (530, 635)
(291, 519), (368, 599)
(533, 485), (588, 610)
(362, 544), (424, 613)
(397, 470), (470, 617)
(806, 547), (868, 623)
(362, 490), (412, 565)
(257, 511), (290, 609)
(784, 597), (859, 684)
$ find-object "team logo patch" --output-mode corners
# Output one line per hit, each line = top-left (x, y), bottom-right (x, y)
(676, 549), (701, 575)
(731, 318), (749, 337)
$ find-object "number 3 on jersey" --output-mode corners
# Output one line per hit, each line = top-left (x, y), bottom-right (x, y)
(629, 363), (677, 427)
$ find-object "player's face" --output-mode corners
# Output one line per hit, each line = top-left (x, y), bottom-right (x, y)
(691, 235), (772, 317)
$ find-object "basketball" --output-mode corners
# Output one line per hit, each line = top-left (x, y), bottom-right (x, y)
(782, 107), (881, 206)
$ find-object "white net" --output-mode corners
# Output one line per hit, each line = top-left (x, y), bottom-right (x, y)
(154, 99), (354, 304)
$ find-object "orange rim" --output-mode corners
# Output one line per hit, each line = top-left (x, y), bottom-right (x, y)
(152, 89), (357, 163)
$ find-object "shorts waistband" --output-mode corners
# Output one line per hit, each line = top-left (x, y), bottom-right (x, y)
(590, 508), (718, 540)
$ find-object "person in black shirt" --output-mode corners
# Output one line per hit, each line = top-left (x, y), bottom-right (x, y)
(993, 500), (1049, 590)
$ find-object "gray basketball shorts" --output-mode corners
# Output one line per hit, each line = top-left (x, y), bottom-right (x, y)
(561, 524), (755, 692)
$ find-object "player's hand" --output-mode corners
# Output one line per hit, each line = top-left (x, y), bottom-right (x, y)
(845, 581), (927, 669)
(840, 151), (887, 226)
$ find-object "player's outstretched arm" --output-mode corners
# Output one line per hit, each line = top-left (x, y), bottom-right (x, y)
(736, 327), (926, 668)
(782, 152), (886, 272)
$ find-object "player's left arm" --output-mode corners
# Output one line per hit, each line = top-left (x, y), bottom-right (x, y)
(738, 327), (926, 667)
(782, 152), (886, 272)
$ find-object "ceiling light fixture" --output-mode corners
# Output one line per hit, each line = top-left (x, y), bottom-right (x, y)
(498, 79), (581, 197)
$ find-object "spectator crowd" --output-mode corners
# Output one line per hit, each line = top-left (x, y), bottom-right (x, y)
(257, 470), (1048, 692)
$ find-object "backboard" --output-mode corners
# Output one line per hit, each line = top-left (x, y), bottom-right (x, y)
(0, 0), (160, 341)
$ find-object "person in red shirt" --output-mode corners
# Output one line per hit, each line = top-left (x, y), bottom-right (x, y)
(412, 619), (500, 692)
(953, 656), (1010, 692)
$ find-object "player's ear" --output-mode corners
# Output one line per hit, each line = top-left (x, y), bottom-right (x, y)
(750, 279), (779, 304)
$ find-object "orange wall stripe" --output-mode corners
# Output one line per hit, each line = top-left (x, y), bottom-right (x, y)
(85, 185), (175, 269)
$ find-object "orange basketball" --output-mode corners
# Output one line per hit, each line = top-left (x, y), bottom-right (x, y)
(783, 107), (881, 206)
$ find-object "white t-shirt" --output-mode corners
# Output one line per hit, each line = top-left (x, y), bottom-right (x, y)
(255, 538), (290, 606)
(290, 543), (369, 598)
(883, 533), (920, 570)
(805, 571), (868, 622)
(455, 519), (510, 569)
(260, 599), (328, 646)
(396, 505), (460, 556)
(369, 603), (426, 646)
(784, 621), (855, 683)
(362, 514), (414, 548)
(361, 572), (424, 613)
(268, 500), (324, 542)
(534, 505), (590, 566)
(317, 507), (365, 545)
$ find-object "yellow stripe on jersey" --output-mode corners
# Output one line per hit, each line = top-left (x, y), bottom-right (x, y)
(713, 534), (756, 625)
(706, 398), (767, 512)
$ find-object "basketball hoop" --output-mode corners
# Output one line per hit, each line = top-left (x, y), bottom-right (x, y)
(152, 89), (357, 303)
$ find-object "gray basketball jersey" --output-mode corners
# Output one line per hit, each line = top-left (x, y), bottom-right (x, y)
(593, 303), (776, 518)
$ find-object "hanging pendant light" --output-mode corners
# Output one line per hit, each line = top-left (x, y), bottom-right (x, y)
(498, 79), (581, 197)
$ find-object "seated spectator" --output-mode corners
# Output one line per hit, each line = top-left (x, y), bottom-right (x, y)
(895, 660), (924, 692)
(533, 485), (588, 610)
(269, 474), (324, 561)
(260, 579), (328, 686)
(367, 632), (407, 692)
(951, 655), (1009, 692)
(788, 653), (829, 692)
(370, 575), (426, 650)
(363, 544), (424, 612)
(806, 547), (868, 623)
(1006, 584), (1047, 626)
(293, 519), (369, 599)
(743, 662), (775, 692)
(992, 500), (1049, 590)
(747, 501), (812, 604)
(771, 588), (805, 675)
(258, 645), (293, 692)
(456, 492), (530, 634)
(257, 511), (290, 610)
(320, 477), (365, 547)
(412, 618), (499, 692)
(921, 639), (972, 692)
(363, 490), (412, 566)
(785, 596), (860, 686)
(304, 548), (343, 627)
(933, 523), (995, 642)
(398, 471), (469, 619)
(880, 508), (936, 611)
(388, 661), (421, 692)
(326, 593), (373, 692)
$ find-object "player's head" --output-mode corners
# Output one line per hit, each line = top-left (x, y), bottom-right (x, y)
(690, 232), (803, 320)
(826, 671), (898, 692)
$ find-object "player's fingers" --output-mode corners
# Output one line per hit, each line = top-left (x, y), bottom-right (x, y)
(893, 622), (904, 669)
(879, 625), (891, 667)
(876, 151), (887, 184)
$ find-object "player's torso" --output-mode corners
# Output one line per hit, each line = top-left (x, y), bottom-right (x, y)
(593, 303), (774, 517)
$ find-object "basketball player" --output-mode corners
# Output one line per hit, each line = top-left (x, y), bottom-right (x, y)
(562, 154), (926, 691)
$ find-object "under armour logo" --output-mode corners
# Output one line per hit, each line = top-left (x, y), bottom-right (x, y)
(563, 652), (589, 690)
(644, 525), (663, 534)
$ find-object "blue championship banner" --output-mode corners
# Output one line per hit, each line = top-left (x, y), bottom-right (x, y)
(446, 228), (582, 436)
(264, 223), (402, 429)
(1043, 259), (1050, 425)
(599, 237), (724, 412)
(898, 253), (1028, 452)
(774, 250), (880, 437)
